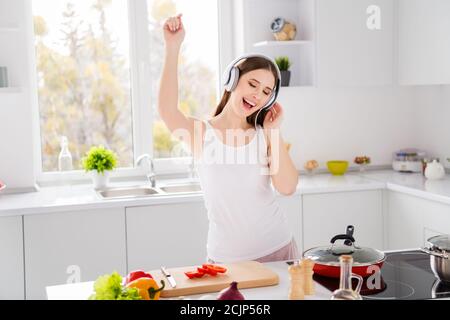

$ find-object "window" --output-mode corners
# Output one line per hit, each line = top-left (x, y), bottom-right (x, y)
(32, 0), (221, 178)
(147, 0), (220, 159)
(33, 0), (134, 173)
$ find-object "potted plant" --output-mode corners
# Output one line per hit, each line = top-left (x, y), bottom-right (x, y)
(275, 56), (292, 87)
(82, 145), (118, 189)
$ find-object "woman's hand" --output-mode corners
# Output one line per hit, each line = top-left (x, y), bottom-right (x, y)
(163, 14), (185, 49)
(263, 102), (284, 130)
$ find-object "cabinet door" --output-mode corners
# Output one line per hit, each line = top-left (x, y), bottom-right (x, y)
(0, 216), (24, 300)
(303, 190), (383, 251)
(398, 0), (450, 85)
(387, 190), (450, 250)
(24, 208), (127, 300)
(278, 195), (303, 252)
(126, 202), (209, 271)
(317, 0), (394, 86)
(386, 191), (424, 250)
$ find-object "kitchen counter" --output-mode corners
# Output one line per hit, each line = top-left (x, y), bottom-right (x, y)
(361, 170), (450, 206)
(1, 170), (450, 217)
(0, 173), (385, 217)
(45, 261), (333, 300)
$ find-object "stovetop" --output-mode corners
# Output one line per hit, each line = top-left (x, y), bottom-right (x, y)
(312, 250), (450, 300)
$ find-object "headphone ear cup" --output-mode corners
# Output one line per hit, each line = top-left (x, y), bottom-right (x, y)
(227, 67), (239, 92)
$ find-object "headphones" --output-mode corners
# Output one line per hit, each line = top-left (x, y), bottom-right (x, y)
(222, 53), (281, 114)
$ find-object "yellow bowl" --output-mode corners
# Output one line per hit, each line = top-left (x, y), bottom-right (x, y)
(327, 161), (349, 176)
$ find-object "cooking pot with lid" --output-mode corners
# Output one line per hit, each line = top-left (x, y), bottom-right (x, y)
(303, 226), (386, 278)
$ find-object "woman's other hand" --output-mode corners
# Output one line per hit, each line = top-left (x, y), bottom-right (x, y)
(263, 102), (284, 130)
(163, 14), (185, 49)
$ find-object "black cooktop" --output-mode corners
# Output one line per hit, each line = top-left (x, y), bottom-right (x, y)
(312, 250), (450, 300)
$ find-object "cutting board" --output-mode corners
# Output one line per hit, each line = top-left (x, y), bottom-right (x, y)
(150, 261), (279, 298)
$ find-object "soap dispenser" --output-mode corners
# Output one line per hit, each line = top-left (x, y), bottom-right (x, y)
(58, 136), (73, 171)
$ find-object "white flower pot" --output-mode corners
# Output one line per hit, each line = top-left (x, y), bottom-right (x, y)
(91, 171), (110, 189)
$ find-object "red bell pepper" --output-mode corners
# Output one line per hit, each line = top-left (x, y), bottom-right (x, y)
(125, 270), (153, 284)
(185, 271), (205, 279)
(202, 264), (227, 274)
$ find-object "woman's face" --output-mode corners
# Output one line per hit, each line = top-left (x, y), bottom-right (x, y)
(229, 69), (276, 119)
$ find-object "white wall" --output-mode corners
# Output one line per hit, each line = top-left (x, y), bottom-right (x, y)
(278, 86), (420, 171)
(0, 0), (447, 192)
(413, 86), (450, 168)
(0, 0), (37, 191)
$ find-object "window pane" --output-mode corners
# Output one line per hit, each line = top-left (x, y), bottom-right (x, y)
(148, 0), (219, 158)
(32, 0), (134, 172)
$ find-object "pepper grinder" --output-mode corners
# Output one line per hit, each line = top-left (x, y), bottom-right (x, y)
(288, 261), (304, 300)
(300, 258), (315, 296)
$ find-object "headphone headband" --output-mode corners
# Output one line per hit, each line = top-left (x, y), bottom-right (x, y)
(222, 53), (281, 111)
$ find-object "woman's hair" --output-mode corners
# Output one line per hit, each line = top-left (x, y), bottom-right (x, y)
(213, 57), (278, 128)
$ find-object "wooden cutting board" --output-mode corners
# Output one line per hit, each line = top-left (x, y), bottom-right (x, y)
(150, 261), (279, 298)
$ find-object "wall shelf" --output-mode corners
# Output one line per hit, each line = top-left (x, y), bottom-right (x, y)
(234, 0), (317, 87)
(253, 40), (313, 48)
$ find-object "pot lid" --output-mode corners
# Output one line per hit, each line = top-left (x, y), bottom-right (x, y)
(303, 235), (385, 267)
(428, 235), (450, 251)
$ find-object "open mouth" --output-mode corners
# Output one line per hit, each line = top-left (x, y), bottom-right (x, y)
(242, 98), (257, 110)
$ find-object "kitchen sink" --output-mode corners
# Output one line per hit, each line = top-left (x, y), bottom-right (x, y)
(96, 182), (202, 200)
(96, 186), (161, 200)
(159, 183), (202, 194)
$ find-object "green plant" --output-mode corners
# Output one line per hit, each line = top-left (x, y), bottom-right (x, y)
(275, 56), (292, 71)
(82, 145), (118, 174)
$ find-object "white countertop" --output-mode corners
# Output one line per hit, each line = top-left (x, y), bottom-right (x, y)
(361, 170), (450, 205)
(46, 261), (333, 301)
(1, 170), (450, 217)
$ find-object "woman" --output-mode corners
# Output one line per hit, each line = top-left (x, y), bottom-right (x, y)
(159, 14), (300, 263)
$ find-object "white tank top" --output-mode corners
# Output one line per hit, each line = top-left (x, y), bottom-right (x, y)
(196, 119), (293, 263)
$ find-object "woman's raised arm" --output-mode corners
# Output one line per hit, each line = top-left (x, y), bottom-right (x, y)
(158, 14), (202, 154)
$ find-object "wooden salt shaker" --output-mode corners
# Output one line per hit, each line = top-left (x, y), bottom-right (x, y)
(300, 258), (315, 296)
(288, 261), (304, 300)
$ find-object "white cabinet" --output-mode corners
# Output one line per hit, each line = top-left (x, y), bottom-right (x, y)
(232, 0), (316, 86)
(278, 194), (303, 252)
(398, 0), (450, 85)
(24, 208), (127, 300)
(0, 216), (24, 300)
(387, 190), (450, 250)
(302, 190), (384, 251)
(316, 0), (394, 86)
(126, 202), (209, 271)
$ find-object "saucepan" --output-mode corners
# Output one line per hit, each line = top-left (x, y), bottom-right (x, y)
(303, 226), (386, 278)
(420, 235), (450, 283)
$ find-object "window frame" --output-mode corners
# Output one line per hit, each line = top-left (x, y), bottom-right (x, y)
(31, 0), (233, 184)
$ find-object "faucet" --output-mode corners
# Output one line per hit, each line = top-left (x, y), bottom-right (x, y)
(136, 154), (156, 188)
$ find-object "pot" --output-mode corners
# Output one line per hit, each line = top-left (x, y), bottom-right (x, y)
(91, 170), (110, 190)
(420, 235), (450, 283)
(303, 226), (386, 278)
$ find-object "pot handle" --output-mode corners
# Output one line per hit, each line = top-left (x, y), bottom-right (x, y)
(420, 247), (449, 259)
(345, 225), (355, 246)
(330, 234), (356, 245)
(351, 274), (363, 294)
